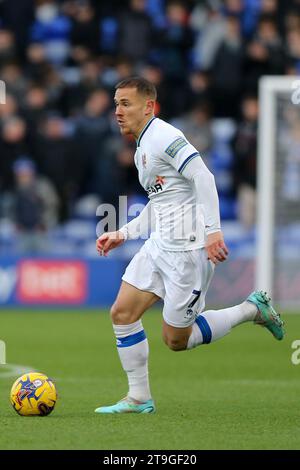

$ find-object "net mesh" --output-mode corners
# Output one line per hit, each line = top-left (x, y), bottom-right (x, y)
(273, 92), (300, 306)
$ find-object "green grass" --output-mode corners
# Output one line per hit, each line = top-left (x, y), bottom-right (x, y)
(0, 309), (300, 450)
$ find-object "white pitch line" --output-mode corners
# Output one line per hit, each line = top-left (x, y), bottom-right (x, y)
(0, 364), (36, 379)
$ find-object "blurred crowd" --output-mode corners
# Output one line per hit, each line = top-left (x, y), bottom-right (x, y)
(0, 0), (299, 252)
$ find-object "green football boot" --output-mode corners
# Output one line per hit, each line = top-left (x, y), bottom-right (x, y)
(95, 396), (156, 414)
(247, 290), (285, 340)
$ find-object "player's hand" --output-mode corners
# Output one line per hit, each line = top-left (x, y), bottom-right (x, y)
(205, 231), (229, 264)
(96, 231), (125, 257)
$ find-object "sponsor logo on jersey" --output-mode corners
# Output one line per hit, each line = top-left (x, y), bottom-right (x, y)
(146, 176), (166, 196)
(146, 184), (163, 196)
(155, 175), (165, 185)
(165, 137), (188, 158)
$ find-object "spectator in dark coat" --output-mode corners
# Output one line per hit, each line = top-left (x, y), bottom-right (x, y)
(34, 113), (80, 220)
(232, 94), (258, 230)
(74, 88), (113, 195)
(70, 1), (100, 56)
(243, 15), (286, 94)
(117, 0), (154, 63)
(11, 158), (59, 253)
(0, 116), (31, 191)
(211, 15), (244, 118)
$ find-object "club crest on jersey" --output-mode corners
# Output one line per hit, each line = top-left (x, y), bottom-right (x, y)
(184, 308), (195, 321)
(146, 175), (165, 196)
(142, 153), (147, 168)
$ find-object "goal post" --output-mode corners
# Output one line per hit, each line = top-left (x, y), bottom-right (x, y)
(256, 76), (300, 308)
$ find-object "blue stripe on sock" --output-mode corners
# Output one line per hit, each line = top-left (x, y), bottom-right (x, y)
(195, 315), (212, 344)
(116, 330), (146, 348)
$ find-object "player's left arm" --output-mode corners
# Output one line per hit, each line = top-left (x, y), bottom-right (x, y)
(182, 155), (229, 264)
(160, 133), (228, 264)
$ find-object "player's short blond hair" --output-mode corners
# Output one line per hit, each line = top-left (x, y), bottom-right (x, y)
(115, 77), (157, 100)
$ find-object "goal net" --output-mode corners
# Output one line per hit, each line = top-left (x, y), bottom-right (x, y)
(256, 76), (300, 308)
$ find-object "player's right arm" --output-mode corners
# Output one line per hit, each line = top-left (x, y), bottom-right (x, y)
(96, 231), (125, 257)
(96, 202), (154, 256)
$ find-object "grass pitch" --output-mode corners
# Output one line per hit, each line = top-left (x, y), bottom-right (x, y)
(0, 309), (299, 450)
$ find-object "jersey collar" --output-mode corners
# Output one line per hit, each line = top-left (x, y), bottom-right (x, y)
(136, 117), (156, 147)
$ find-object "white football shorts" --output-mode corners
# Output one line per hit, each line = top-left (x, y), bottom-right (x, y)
(122, 238), (214, 328)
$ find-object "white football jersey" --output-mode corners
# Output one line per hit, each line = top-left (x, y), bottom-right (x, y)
(132, 117), (219, 251)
